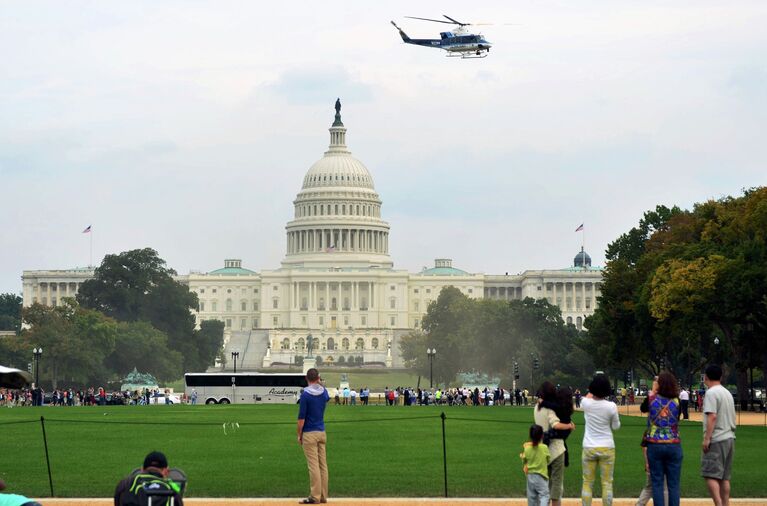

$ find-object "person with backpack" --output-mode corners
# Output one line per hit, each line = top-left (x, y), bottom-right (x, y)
(114, 451), (183, 506)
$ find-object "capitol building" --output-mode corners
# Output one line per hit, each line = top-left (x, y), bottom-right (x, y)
(21, 102), (603, 370)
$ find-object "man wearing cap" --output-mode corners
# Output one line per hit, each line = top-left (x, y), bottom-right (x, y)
(297, 367), (330, 504)
(114, 451), (183, 506)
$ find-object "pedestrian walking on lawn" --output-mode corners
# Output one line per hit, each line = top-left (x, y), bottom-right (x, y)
(297, 368), (330, 504)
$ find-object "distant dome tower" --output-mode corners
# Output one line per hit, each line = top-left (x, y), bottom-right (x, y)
(574, 247), (592, 269)
(282, 99), (392, 268)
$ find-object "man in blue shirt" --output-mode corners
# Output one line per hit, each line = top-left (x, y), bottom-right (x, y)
(297, 368), (330, 504)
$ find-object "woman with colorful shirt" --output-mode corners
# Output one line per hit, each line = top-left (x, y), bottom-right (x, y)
(644, 371), (682, 506)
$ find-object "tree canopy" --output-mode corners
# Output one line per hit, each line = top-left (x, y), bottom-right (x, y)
(585, 187), (767, 406)
(400, 286), (593, 388)
(0, 293), (22, 332)
(77, 248), (220, 372)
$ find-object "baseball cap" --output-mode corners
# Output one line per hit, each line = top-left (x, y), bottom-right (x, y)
(143, 451), (168, 469)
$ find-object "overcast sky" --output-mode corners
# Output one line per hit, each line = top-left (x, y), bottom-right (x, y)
(2, 1), (766, 294)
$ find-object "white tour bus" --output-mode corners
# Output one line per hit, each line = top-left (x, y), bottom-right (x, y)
(184, 372), (308, 404)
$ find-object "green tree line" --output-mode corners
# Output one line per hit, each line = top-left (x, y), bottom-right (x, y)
(399, 286), (594, 389)
(584, 187), (767, 408)
(0, 248), (224, 388)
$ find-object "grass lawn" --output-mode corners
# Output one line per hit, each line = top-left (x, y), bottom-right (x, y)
(0, 404), (764, 498)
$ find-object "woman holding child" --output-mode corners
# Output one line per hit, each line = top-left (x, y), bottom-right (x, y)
(534, 381), (575, 506)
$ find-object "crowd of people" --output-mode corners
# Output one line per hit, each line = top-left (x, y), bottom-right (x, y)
(0, 386), (180, 407)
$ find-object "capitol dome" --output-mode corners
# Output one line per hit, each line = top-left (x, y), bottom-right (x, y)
(302, 155), (375, 190)
(574, 247), (592, 268)
(282, 100), (392, 269)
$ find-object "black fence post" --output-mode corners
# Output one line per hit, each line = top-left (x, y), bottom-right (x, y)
(39, 416), (54, 497)
(440, 411), (448, 498)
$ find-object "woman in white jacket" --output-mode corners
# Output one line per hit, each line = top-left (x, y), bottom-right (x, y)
(580, 373), (621, 506)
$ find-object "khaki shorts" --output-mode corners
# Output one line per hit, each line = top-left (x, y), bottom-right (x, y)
(548, 452), (565, 500)
(701, 438), (734, 480)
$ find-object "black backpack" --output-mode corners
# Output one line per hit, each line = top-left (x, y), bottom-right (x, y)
(122, 473), (179, 506)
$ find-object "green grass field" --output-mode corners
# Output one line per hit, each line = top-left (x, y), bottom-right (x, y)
(1, 405), (764, 498)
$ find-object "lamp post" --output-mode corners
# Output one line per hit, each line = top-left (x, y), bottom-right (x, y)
(427, 348), (437, 389)
(231, 351), (239, 373)
(33, 347), (43, 386)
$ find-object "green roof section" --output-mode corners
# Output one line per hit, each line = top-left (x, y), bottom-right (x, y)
(420, 266), (470, 276)
(208, 266), (257, 276)
(208, 259), (256, 276)
(419, 260), (469, 276)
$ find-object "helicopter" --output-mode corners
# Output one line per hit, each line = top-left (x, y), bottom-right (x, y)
(391, 15), (493, 59)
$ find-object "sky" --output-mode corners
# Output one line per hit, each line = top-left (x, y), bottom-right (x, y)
(1, 1), (766, 294)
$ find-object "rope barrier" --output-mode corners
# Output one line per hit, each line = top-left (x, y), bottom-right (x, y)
(0, 419), (39, 426)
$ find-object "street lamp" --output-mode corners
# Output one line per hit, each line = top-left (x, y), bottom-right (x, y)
(32, 347), (43, 386)
(427, 348), (437, 389)
(231, 351), (240, 373)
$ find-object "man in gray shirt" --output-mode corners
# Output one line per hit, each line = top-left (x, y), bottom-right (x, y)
(701, 364), (736, 506)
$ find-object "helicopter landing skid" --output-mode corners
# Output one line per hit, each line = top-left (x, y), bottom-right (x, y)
(447, 52), (488, 59)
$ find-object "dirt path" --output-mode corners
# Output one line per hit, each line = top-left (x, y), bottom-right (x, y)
(38, 499), (767, 506)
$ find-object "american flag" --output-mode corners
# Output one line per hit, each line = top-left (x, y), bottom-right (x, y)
(575, 223), (584, 232)
(82, 225), (92, 233)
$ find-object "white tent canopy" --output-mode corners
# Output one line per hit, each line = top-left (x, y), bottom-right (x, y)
(0, 365), (33, 389)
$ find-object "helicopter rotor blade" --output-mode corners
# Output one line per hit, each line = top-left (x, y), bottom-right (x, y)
(442, 14), (468, 26)
(404, 16), (456, 25)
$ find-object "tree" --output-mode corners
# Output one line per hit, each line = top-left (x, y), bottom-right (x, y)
(586, 188), (767, 407)
(105, 321), (183, 382)
(21, 301), (117, 388)
(0, 293), (22, 332)
(76, 248), (211, 372)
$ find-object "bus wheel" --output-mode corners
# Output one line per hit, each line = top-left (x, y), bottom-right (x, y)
(205, 398), (217, 405)
(219, 398), (231, 405)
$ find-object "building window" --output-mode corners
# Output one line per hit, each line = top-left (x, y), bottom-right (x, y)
(253, 301), (259, 311)
(361, 316), (366, 326)
(343, 297), (350, 311)
(226, 318), (232, 328)
(344, 316), (349, 326)
(226, 299), (232, 312)
(227, 289), (232, 294)
(331, 297), (337, 310)
(212, 289), (217, 294)
(372, 337), (379, 349)
(468, 288), (473, 294)
(199, 301), (205, 312)
(252, 319), (258, 329)
(415, 319), (420, 328)
(319, 297), (326, 310)
(390, 316), (395, 326)
(240, 318), (246, 330)
(566, 316), (573, 325)
(360, 298), (367, 310)
(390, 298), (396, 309)
(241, 301), (247, 311)
(301, 297), (308, 310)
(273, 285), (278, 291)
(576, 316), (583, 330)
(200, 289), (205, 294)
(301, 316), (307, 325)
(326, 337), (335, 350)
(414, 301), (419, 312)
(212, 301), (218, 312)
(414, 288), (419, 294)
(319, 316), (324, 326)
(241, 288), (246, 294)
(273, 298), (279, 309)
(254, 289), (259, 293)
(356, 338), (364, 350)
(390, 285), (395, 291)
(426, 289), (431, 294)
(273, 316), (279, 326)
(281, 338), (290, 350)
(586, 298), (591, 309)
(342, 338), (350, 350)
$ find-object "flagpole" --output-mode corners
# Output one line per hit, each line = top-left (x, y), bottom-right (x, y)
(89, 228), (93, 267)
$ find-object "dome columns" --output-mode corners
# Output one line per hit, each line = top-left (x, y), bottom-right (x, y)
(286, 227), (389, 255)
